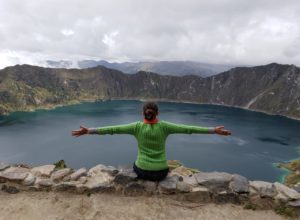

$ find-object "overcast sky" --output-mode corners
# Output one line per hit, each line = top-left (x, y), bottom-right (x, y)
(0, 0), (299, 69)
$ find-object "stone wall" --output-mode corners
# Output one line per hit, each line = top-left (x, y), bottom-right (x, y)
(0, 162), (300, 210)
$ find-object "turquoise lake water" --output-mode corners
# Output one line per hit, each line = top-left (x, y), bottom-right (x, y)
(0, 100), (299, 182)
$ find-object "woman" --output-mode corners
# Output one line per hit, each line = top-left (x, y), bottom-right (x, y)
(72, 102), (231, 181)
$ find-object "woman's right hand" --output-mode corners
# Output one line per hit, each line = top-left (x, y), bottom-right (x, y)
(214, 126), (232, 136)
(72, 125), (89, 137)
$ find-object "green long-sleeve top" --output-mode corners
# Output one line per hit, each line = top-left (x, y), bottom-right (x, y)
(91, 120), (215, 171)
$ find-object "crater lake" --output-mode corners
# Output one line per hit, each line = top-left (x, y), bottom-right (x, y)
(1, 100), (300, 182)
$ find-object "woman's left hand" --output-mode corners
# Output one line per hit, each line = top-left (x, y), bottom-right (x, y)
(72, 125), (89, 137)
(214, 126), (231, 135)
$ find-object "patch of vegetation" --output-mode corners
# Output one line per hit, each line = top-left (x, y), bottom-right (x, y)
(167, 160), (182, 170)
(185, 167), (200, 173)
(54, 160), (67, 169)
(243, 202), (257, 210)
(277, 159), (300, 186)
(275, 206), (296, 218)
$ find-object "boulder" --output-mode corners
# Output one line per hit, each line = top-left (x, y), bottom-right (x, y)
(53, 181), (77, 191)
(250, 181), (277, 198)
(114, 170), (137, 185)
(141, 180), (157, 194)
(23, 173), (36, 186)
(288, 199), (300, 207)
(1, 185), (20, 194)
(123, 182), (145, 196)
(88, 164), (118, 176)
(51, 168), (72, 182)
(84, 166), (116, 193)
(70, 168), (87, 181)
(176, 180), (193, 193)
(78, 176), (88, 184)
(274, 182), (300, 200)
(158, 175), (179, 194)
(85, 182), (115, 193)
(31, 165), (55, 177)
(37, 179), (54, 187)
(249, 195), (277, 210)
(179, 175), (198, 186)
(213, 191), (240, 204)
(229, 174), (249, 193)
(175, 186), (211, 203)
(194, 172), (232, 192)
(0, 167), (29, 181)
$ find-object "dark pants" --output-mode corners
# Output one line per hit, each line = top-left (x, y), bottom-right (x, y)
(133, 162), (169, 181)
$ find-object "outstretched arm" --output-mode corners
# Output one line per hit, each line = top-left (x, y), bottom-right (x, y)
(161, 121), (231, 135)
(71, 122), (138, 137)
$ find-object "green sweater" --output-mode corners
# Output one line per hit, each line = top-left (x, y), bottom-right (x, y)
(92, 120), (215, 171)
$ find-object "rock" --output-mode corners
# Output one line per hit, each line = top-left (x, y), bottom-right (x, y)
(114, 170), (137, 185)
(194, 172), (232, 193)
(51, 168), (72, 182)
(37, 179), (54, 187)
(170, 166), (193, 177)
(175, 186), (211, 203)
(229, 174), (249, 193)
(249, 195), (277, 210)
(85, 182), (115, 193)
(274, 182), (300, 200)
(0, 167), (29, 181)
(1, 185), (20, 194)
(167, 160), (182, 170)
(123, 182), (145, 196)
(288, 199), (300, 207)
(87, 169), (115, 184)
(250, 181), (277, 198)
(179, 175), (198, 186)
(213, 191), (240, 204)
(88, 164), (118, 176)
(70, 168), (87, 181)
(78, 176), (88, 184)
(176, 180), (193, 193)
(84, 166), (116, 193)
(274, 192), (289, 203)
(31, 165), (55, 177)
(23, 173), (36, 186)
(53, 181), (77, 191)
(0, 163), (10, 171)
(141, 180), (157, 194)
(158, 175), (179, 194)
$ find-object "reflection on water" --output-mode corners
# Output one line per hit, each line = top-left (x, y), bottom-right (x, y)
(0, 100), (300, 182)
(257, 137), (289, 146)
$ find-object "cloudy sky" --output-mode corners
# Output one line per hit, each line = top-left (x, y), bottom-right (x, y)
(0, 0), (299, 69)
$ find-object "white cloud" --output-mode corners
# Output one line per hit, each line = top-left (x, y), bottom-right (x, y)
(102, 31), (119, 47)
(61, 29), (75, 37)
(0, 0), (299, 68)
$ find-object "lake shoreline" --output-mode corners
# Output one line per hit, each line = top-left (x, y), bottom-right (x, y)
(1, 97), (299, 123)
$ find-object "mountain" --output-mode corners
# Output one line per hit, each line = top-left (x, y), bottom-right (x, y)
(77, 60), (235, 77)
(0, 63), (299, 119)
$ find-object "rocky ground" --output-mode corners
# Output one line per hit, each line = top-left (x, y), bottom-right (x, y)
(0, 191), (290, 220)
(0, 160), (300, 219)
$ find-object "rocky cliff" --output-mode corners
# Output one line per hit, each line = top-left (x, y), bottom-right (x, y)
(0, 63), (299, 119)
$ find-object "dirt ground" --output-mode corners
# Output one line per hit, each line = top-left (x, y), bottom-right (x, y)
(0, 191), (289, 220)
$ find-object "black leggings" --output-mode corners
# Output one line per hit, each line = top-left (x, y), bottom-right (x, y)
(133, 162), (169, 181)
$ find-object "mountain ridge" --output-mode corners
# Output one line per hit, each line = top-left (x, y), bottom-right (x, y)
(0, 63), (299, 119)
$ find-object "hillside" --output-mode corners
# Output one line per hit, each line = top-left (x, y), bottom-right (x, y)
(0, 63), (299, 119)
